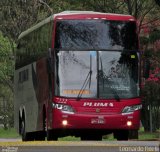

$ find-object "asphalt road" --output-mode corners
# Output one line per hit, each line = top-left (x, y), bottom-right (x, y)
(0, 140), (159, 152)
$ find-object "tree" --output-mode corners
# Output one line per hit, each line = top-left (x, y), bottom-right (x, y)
(0, 32), (13, 92)
(0, 0), (46, 129)
(155, 0), (160, 6)
(141, 29), (160, 132)
(0, 0), (41, 40)
(0, 32), (14, 129)
(64, 0), (160, 34)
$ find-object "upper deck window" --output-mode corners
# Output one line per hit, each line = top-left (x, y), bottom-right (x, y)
(55, 20), (138, 50)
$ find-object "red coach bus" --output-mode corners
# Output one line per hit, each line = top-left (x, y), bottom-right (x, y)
(14, 11), (142, 141)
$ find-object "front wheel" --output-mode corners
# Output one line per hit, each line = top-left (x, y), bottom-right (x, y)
(129, 130), (138, 139)
(114, 130), (129, 141)
(34, 131), (46, 141)
(47, 130), (58, 141)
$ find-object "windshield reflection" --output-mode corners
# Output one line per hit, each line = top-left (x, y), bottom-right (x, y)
(55, 50), (139, 99)
(55, 51), (97, 98)
(98, 51), (139, 99)
(55, 20), (138, 50)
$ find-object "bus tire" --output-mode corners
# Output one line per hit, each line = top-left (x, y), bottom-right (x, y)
(47, 130), (58, 141)
(21, 114), (34, 141)
(129, 130), (138, 139)
(34, 131), (45, 141)
(114, 130), (129, 141)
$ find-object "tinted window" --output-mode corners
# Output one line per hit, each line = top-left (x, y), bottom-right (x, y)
(16, 22), (53, 69)
(55, 20), (138, 50)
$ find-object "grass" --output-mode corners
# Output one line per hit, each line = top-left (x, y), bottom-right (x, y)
(103, 128), (160, 141)
(0, 127), (159, 141)
(59, 136), (80, 141)
(138, 127), (160, 140)
(0, 128), (20, 138)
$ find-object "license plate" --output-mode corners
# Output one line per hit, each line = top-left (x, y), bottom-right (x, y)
(91, 118), (105, 124)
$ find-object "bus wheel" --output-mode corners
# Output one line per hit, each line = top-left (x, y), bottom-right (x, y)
(47, 130), (58, 141)
(129, 130), (138, 139)
(114, 130), (129, 141)
(21, 116), (34, 141)
(34, 131), (45, 141)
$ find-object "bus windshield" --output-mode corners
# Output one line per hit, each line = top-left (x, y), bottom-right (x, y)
(54, 19), (139, 99)
(55, 50), (139, 99)
(55, 20), (138, 50)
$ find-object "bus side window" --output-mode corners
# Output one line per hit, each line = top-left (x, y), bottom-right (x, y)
(18, 69), (29, 83)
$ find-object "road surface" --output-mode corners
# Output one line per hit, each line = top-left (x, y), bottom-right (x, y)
(0, 140), (159, 152)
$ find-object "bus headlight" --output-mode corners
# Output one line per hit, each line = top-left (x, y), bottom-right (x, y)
(122, 104), (142, 115)
(52, 103), (75, 114)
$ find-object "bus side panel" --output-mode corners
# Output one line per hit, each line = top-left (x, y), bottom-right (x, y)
(14, 63), (38, 133)
(34, 58), (50, 131)
(14, 58), (49, 133)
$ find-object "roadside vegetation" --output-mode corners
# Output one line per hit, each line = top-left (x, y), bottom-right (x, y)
(0, 128), (20, 138)
(103, 128), (160, 141)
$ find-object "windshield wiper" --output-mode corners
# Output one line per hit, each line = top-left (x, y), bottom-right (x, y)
(77, 55), (92, 100)
(99, 57), (120, 102)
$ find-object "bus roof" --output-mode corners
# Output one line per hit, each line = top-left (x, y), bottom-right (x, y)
(54, 11), (135, 20)
(56, 11), (133, 17)
(18, 15), (54, 40)
(18, 11), (135, 40)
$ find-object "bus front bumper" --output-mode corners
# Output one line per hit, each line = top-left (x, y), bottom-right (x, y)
(52, 110), (140, 130)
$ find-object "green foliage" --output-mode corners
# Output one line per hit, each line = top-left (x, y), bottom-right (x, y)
(144, 49), (154, 58)
(138, 128), (160, 140)
(141, 27), (160, 131)
(0, 32), (14, 90)
(0, 128), (19, 138)
(141, 81), (160, 132)
(103, 128), (160, 140)
(0, 0), (47, 40)
(0, 32), (14, 129)
(140, 36), (149, 46)
(50, 0), (84, 12)
(59, 136), (80, 141)
(52, 0), (160, 36)
(142, 81), (160, 106)
(149, 29), (160, 43)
